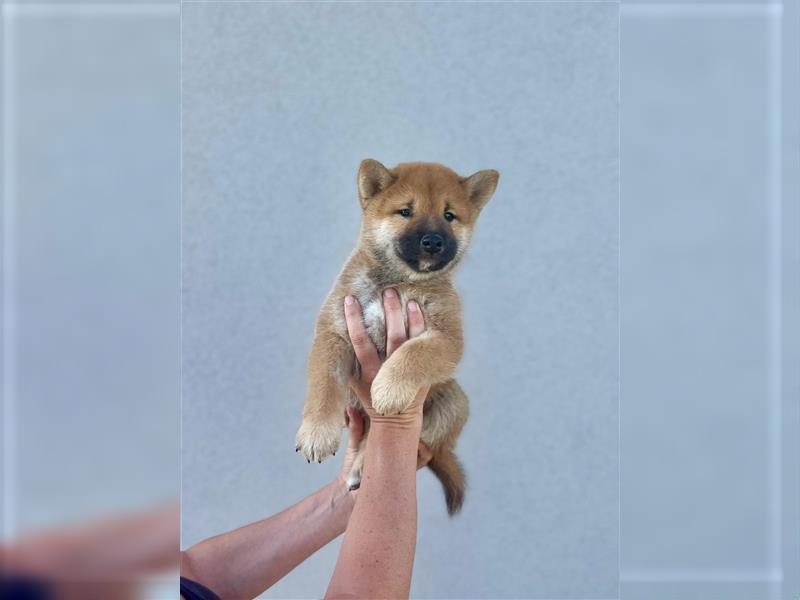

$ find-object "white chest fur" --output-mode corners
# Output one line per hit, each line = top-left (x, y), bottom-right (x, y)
(333, 270), (423, 356)
(352, 278), (416, 356)
(360, 295), (387, 352)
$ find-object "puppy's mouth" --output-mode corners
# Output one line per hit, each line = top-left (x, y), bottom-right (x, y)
(399, 254), (452, 273)
(393, 230), (458, 274)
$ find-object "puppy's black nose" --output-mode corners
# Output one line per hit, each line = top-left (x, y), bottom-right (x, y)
(420, 233), (444, 255)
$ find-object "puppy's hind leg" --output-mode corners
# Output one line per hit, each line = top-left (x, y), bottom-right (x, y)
(343, 389), (370, 490)
(421, 379), (469, 453)
(345, 433), (368, 491)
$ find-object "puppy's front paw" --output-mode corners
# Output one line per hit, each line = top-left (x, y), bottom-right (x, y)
(370, 368), (418, 416)
(295, 418), (341, 463)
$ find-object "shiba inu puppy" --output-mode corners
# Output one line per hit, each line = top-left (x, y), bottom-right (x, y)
(295, 159), (498, 515)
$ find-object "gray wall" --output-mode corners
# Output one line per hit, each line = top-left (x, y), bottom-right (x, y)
(620, 2), (799, 599)
(181, 2), (619, 598)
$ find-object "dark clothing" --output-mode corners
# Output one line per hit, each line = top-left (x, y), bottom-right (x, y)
(0, 575), (51, 600)
(180, 576), (222, 600)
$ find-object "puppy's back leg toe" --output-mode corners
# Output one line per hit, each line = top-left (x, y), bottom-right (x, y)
(345, 444), (367, 491)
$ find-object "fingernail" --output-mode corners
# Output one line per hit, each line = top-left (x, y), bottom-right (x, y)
(384, 288), (396, 299)
(408, 300), (419, 313)
(344, 295), (355, 306)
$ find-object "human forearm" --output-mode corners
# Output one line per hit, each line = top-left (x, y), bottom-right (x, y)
(182, 480), (354, 600)
(325, 420), (422, 600)
(5, 502), (178, 579)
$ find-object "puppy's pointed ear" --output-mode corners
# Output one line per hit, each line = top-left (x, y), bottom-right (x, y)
(461, 169), (499, 211)
(358, 159), (395, 206)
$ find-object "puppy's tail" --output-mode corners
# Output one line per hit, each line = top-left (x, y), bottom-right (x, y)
(428, 448), (466, 516)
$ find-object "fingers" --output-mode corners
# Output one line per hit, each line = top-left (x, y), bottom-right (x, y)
(345, 290), (425, 382)
(345, 405), (365, 450)
(344, 295), (381, 382)
(383, 288), (407, 357)
(407, 300), (425, 338)
(348, 375), (373, 411)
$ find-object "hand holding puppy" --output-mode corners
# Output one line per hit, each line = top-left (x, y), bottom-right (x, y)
(342, 290), (433, 466)
(344, 289), (428, 424)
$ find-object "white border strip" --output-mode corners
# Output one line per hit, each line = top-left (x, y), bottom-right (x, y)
(622, 2), (782, 18)
(621, 570), (783, 583)
(181, 0), (619, 4)
(767, 8), (784, 599)
(179, 0), (185, 550)
(2, 1), (17, 540)
(2, 3), (178, 17)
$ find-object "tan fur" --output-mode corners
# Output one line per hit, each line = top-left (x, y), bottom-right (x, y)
(296, 160), (499, 515)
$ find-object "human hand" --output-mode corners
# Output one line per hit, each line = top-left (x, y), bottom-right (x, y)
(344, 289), (428, 425)
(335, 405), (432, 492)
(342, 289), (433, 452)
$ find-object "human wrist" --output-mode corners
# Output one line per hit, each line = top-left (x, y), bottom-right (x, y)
(366, 417), (423, 452)
(368, 413), (423, 433)
(324, 479), (356, 527)
(363, 386), (427, 432)
(327, 477), (356, 503)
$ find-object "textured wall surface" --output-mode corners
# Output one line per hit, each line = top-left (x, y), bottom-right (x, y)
(181, 2), (619, 598)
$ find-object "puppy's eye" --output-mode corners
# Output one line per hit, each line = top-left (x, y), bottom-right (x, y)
(444, 211), (456, 222)
(398, 208), (412, 218)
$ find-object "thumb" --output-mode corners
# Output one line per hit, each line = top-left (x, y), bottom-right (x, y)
(346, 406), (365, 450)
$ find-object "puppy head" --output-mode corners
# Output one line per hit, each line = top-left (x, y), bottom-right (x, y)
(357, 160), (499, 281)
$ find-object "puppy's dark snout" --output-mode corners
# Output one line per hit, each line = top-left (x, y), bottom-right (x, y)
(420, 233), (445, 255)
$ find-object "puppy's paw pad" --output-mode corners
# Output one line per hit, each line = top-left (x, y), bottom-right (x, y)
(295, 419), (341, 463)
